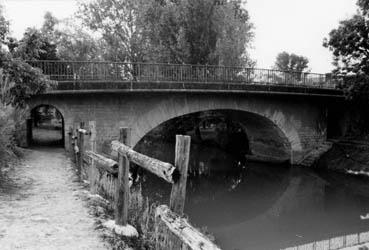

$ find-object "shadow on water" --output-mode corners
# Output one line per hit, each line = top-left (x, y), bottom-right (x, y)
(133, 139), (369, 250)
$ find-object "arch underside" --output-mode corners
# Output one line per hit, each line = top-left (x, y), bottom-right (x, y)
(135, 109), (292, 163)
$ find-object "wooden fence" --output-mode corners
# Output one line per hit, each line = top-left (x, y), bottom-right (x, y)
(69, 122), (221, 250)
(282, 231), (369, 250)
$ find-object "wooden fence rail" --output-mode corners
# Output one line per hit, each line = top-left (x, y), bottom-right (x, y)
(155, 205), (221, 250)
(111, 140), (179, 184)
(85, 151), (118, 175)
(69, 123), (220, 249)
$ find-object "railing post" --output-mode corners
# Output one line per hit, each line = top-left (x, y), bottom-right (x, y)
(170, 135), (191, 215)
(89, 121), (97, 194)
(115, 127), (131, 226)
(205, 65), (208, 82)
(78, 122), (85, 180)
(180, 64), (183, 81)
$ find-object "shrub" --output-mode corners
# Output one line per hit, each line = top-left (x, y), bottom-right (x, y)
(0, 69), (25, 171)
(0, 104), (17, 170)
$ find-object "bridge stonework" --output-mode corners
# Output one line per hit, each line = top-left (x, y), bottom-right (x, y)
(28, 91), (329, 165)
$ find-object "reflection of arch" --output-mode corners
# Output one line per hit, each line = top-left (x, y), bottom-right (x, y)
(134, 109), (292, 162)
(29, 104), (65, 147)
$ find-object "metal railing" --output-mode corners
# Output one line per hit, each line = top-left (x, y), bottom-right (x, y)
(27, 60), (340, 89)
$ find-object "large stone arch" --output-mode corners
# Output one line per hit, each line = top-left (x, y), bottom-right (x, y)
(129, 96), (302, 162)
(133, 108), (292, 162)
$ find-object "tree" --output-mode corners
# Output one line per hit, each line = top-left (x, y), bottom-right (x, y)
(274, 52), (309, 72)
(323, 0), (369, 75)
(140, 0), (254, 65)
(324, 0), (369, 136)
(77, 0), (254, 66)
(0, 5), (54, 108)
(37, 12), (101, 61)
(0, 4), (9, 45)
(12, 28), (59, 61)
(3, 59), (53, 107)
(211, 0), (254, 66)
(78, 0), (147, 62)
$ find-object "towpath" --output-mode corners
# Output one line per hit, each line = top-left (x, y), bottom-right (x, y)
(0, 147), (108, 250)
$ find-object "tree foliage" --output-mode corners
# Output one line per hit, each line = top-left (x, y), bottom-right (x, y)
(274, 51), (309, 72)
(324, 0), (369, 135)
(0, 5), (53, 108)
(140, 0), (254, 65)
(12, 28), (59, 61)
(0, 5), (9, 44)
(323, 0), (369, 103)
(77, 0), (254, 66)
(39, 12), (101, 61)
(78, 0), (146, 62)
(323, 0), (369, 75)
(55, 21), (101, 61)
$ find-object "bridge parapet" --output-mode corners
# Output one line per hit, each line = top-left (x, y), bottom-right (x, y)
(28, 60), (341, 90)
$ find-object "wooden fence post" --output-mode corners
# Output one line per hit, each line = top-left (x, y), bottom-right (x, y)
(89, 121), (97, 194)
(77, 122), (85, 179)
(115, 127), (131, 226)
(89, 121), (96, 152)
(73, 122), (79, 164)
(68, 126), (74, 161)
(170, 135), (191, 215)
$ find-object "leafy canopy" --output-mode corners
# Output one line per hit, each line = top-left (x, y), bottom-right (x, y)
(323, 0), (369, 75)
(323, 0), (369, 106)
(77, 0), (254, 66)
(324, 0), (369, 138)
(39, 12), (101, 61)
(78, 0), (146, 62)
(140, 0), (254, 65)
(274, 52), (309, 72)
(0, 5), (53, 108)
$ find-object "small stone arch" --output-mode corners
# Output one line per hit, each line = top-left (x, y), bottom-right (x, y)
(28, 103), (65, 147)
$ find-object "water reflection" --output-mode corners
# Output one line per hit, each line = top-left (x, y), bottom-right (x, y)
(134, 140), (369, 250)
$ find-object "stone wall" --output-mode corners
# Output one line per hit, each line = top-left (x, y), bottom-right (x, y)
(28, 92), (329, 164)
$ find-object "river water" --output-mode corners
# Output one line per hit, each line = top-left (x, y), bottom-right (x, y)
(134, 139), (369, 250)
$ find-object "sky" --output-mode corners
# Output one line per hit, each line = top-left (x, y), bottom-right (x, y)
(2, 0), (358, 73)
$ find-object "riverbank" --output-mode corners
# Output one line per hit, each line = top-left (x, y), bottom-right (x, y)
(317, 140), (369, 175)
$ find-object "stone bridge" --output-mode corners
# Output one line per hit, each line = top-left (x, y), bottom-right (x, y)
(26, 61), (344, 165)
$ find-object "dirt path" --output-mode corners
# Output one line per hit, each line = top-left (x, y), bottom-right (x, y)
(0, 147), (109, 250)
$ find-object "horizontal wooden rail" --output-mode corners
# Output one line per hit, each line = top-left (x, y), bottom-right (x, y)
(155, 205), (221, 250)
(85, 151), (118, 175)
(111, 140), (179, 183)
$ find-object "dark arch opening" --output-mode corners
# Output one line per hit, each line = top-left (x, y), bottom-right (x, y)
(146, 110), (251, 157)
(29, 105), (65, 147)
(130, 109), (292, 228)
